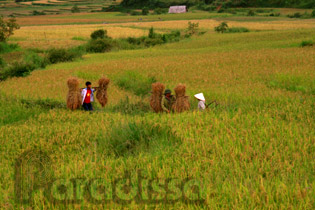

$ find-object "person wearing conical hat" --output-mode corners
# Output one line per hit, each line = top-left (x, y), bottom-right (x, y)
(161, 89), (176, 113)
(194, 93), (206, 111)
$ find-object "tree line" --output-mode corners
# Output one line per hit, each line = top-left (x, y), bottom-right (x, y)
(121, 0), (315, 8)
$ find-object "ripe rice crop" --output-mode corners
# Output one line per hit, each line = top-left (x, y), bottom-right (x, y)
(115, 19), (315, 30)
(172, 84), (190, 113)
(0, 14), (314, 210)
(150, 82), (165, 113)
(10, 25), (148, 49)
(96, 77), (110, 107)
(66, 77), (81, 110)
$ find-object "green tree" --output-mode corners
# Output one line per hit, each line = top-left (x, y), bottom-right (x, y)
(142, 7), (149, 15)
(187, 22), (199, 36)
(71, 5), (80, 13)
(214, 22), (228, 33)
(90, 29), (108, 40)
(0, 16), (20, 42)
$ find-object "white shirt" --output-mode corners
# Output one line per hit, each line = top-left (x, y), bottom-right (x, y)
(198, 100), (206, 111)
(81, 88), (95, 105)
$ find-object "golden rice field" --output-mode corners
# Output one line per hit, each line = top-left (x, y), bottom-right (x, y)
(115, 18), (315, 30)
(10, 24), (150, 49)
(9, 15), (315, 49)
(0, 11), (315, 210)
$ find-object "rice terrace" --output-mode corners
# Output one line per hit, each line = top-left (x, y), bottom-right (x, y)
(0, 0), (314, 209)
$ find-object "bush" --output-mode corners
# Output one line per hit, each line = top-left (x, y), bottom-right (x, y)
(0, 56), (5, 68)
(215, 22), (228, 33)
(114, 39), (140, 50)
(0, 42), (19, 54)
(143, 37), (164, 46)
(130, 10), (141, 16)
(126, 37), (143, 45)
(222, 0), (232, 9)
(154, 8), (162, 14)
(247, 10), (255, 16)
(125, 27), (181, 47)
(217, 8), (225, 13)
(197, 3), (216, 12)
(86, 38), (113, 53)
(24, 52), (48, 69)
(300, 40), (313, 47)
(288, 12), (302, 18)
(126, 36), (164, 47)
(154, 7), (167, 14)
(269, 12), (280, 16)
(215, 22), (249, 34)
(90, 29), (108, 40)
(186, 22), (199, 37)
(32, 10), (46, 16)
(142, 7), (149, 15)
(162, 30), (181, 43)
(227, 27), (250, 33)
(312, 10), (315, 17)
(226, 9), (237, 14)
(47, 48), (82, 64)
(71, 5), (80, 13)
(148, 27), (155, 38)
(0, 61), (36, 80)
(0, 16), (20, 42)
(115, 71), (156, 96)
(255, 9), (265, 13)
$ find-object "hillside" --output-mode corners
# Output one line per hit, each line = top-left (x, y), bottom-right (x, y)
(0, 9), (314, 209)
(120, 0), (315, 8)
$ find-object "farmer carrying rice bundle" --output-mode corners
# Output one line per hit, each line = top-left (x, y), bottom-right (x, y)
(81, 81), (96, 111)
(162, 89), (176, 113)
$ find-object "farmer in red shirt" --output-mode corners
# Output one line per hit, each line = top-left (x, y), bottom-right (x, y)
(81, 81), (95, 111)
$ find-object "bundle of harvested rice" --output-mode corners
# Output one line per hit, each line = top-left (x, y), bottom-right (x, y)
(66, 77), (82, 110)
(96, 77), (110, 107)
(172, 84), (190, 113)
(150, 82), (165, 113)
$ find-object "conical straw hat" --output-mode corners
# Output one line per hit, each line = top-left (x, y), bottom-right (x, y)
(194, 93), (205, 101)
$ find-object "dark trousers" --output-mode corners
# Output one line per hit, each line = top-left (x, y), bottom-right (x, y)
(82, 103), (93, 111)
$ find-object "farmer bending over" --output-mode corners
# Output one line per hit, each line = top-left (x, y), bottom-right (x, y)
(161, 89), (176, 113)
(194, 93), (206, 111)
(81, 81), (96, 111)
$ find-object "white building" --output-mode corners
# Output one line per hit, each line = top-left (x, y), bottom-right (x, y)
(168, 5), (187, 14)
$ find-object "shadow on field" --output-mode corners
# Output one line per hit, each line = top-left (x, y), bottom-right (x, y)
(107, 96), (151, 115)
(95, 120), (180, 158)
(20, 98), (66, 109)
(0, 94), (66, 126)
(267, 73), (315, 95)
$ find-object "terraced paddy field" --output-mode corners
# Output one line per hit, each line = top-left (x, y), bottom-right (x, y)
(9, 24), (152, 49)
(7, 11), (315, 49)
(0, 10), (314, 210)
(0, 0), (118, 16)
